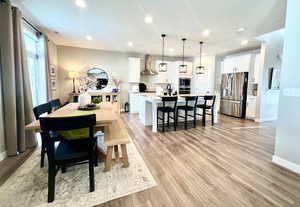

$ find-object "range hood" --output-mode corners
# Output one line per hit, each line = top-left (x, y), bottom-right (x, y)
(141, 54), (158, 75)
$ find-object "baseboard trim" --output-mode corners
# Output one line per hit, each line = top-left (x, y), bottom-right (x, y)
(272, 155), (300, 175)
(0, 151), (7, 162)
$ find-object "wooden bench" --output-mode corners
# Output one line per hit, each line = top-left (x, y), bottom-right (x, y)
(101, 118), (130, 172)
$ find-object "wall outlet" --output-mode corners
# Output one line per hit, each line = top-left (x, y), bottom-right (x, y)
(283, 88), (300, 97)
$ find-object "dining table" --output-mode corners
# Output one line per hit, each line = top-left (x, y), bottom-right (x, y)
(25, 102), (130, 171)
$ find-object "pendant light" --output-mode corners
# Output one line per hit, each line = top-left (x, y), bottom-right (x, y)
(159, 34), (167, 72)
(196, 41), (205, 74)
(179, 38), (187, 73)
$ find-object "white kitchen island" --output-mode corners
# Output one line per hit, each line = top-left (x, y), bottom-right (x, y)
(139, 93), (218, 133)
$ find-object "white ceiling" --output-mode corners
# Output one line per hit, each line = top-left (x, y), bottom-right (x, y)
(13, 0), (286, 57)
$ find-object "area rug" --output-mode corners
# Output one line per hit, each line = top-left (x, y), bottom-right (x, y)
(0, 140), (157, 207)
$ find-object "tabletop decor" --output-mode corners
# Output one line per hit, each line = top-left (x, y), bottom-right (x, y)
(112, 77), (122, 92)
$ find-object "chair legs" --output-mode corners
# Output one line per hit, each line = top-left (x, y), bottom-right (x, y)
(194, 110), (196, 128)
(184, 110), (188, 130)
(202, 108), (206, 126)
(162, 111), (165, 133)
(48, 162), (56, 203)
(41, 141), (46, 168)
(89, 155), (95, 192)
(211, 108), (214, 126)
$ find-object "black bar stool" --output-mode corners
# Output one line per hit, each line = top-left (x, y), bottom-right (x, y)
(157, 96), (178, 133)
(176, 96), (198, 130)
(196, 95), (216, 126)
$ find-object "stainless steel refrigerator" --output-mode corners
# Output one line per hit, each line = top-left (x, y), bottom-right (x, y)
(220, 72), (248, 118)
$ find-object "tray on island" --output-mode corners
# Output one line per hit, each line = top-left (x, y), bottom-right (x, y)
(77, 104), (100, 111)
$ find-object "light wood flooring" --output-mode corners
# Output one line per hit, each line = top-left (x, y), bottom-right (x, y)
(98, 114), (300, 207)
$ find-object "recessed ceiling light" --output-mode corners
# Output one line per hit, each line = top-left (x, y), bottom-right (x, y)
(85, 35), (92, 40)
(241, 40), (249, 45)
(75, 0), (86, 8)
(202, 29), (211, 37)
(237, 27), (246, 33)
(127, 41), (133, 47)
(168, 48), (174, 52)
(144, 15), (153, 24)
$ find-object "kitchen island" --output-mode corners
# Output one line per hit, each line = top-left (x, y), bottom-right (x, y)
(139, 93), (218, 132)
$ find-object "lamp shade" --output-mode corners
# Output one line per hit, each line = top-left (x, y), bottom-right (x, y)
(159, 62), (167, 72)
(68, 71), (79, 79)
(179, 64), (187, 73)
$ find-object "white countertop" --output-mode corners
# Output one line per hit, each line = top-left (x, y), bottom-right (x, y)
(139, 93), (217, 103)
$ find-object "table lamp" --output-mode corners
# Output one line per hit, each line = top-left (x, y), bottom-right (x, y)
(68, 71), (79, 93)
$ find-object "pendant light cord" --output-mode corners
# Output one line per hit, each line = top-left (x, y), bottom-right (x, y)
(182, 38), (186, 65)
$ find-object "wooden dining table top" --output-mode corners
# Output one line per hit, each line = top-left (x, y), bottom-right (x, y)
(25, 102), (120, 132)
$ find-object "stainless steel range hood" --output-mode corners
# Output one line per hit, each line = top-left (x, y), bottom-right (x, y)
(141, 54), (158, 75)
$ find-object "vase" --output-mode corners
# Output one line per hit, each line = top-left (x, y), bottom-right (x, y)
(78, 92), (91, 107)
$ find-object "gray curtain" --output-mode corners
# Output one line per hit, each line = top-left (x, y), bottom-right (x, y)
(44, 35), (53, 101)
(0, 1), (37, 156)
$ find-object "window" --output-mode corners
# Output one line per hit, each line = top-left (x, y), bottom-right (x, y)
(23, 23), (47, 106)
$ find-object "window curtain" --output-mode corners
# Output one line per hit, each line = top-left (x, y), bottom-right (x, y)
(0, 1), (37, 156)
(44, 35), (53, 101)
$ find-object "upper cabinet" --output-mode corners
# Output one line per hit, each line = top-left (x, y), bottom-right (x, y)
(128, 57), (141, 83)
(222, 54), (251, 73)
(253, 53), (261, 84)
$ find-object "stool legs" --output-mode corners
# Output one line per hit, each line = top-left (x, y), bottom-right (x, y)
(121, 144), (129, 168)
(104, 146), (113, 172)
(202, 108), (206, 126)
(184, 110), (188, 130)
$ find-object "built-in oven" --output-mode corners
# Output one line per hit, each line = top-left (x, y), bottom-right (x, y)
(179, 78), (191, 94)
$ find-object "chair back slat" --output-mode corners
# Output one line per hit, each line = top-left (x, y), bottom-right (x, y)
(203, 95), (216, 107)
(185, 96), (198, 108)
(33, 103), (52, 120)
(50, 99), (61, 111)
(40, 114), (96, 132)
(162, 96), (178, 108)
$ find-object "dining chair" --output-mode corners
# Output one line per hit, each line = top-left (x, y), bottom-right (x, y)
(176, 96), (198, 130)
(39, 114), (98, 203)
(49, 99), (61, 111)
(33, 102), (59, 168)
(157, 96), (178, 132)
(196, 95), (216, 126)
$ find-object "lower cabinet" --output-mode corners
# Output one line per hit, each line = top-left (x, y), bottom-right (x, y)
(246, 96), (257, 120)
(129, 93), (140, 113)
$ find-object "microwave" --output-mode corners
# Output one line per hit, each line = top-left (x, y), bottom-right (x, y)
(179, 78), (191, 94)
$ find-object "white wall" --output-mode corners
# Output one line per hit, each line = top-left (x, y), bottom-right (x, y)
(273, 0), (300, 173)
(192, 56), (216, 94)
(48, 39), (59, 99)
(0, 66), (6, 159)
(256, 41), (282, 122)
(57, 46), (131, 107)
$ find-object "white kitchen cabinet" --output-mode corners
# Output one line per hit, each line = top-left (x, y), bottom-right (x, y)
(128, 57), (141, 83)
(253, 53), (261, 83)
(222, 54), (251, 74)
(129, 92), (140, 113)
(246, 95), (257, 119)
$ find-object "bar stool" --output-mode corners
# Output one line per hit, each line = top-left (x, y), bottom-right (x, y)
(176, 96), (198, 130)
(157, 96), (178, 133)
(196, 95), (216, 126)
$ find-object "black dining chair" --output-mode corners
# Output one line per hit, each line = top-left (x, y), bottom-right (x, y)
(157, 96), (178, 132)
(33, 102), (59, 168)
(39, 114), (98, 203)
(176, 96), (198, 130)
(49, 99), (61, 111)
(196, 95), (216, 126)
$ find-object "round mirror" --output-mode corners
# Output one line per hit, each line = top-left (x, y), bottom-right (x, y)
(87, 68), (109, 90)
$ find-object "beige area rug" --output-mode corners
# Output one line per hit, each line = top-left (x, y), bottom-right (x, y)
(0, 140), (157, 207)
